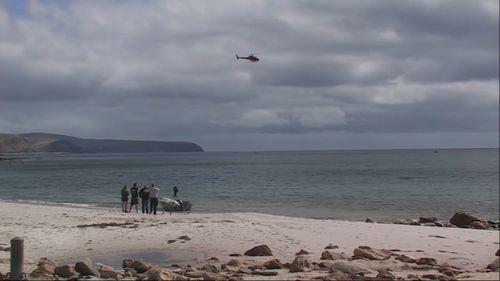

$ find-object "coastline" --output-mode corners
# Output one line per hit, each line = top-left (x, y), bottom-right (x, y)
(0, 201), (498, 280)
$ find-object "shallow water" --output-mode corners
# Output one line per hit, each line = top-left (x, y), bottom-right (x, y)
(1, 149), (498, 221)
(62, 249), (205, 269)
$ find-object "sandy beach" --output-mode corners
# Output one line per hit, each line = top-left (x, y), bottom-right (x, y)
(0, 201), (498, 280)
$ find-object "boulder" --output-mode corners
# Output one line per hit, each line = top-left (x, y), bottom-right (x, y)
(97, 264), (123, 279)
(470, 221), (488, 230)
(496, 249), (500, 256)
(486, 257), (499, 272)
(244, 245), (272, 256)
(365, 218), (374, 223)
(54, 264), (76, 278)
(295, 249), (309, 256)
(289, 256), (311, 273)
(321, 251), (348, 260)
(131, 259), (154, 273)
(184, 270), (205, 278)
(328, 260), (370, 276)
(329, 270), (352, 281)
(29, 264), (55, 278)
(141, 268), (176, 281)
(122, 258), (134, 269)
(75, 257), (100, 277)
(252, 270), (278, 276)
(416, 257), (437, 266)
(226, 259), (242, 267)
(352, 246), (391, 260)
(376, 268), (396, 280)
(449, 212), (483, 228)
(419, 217), (438, 224)
(263, 259), (283, 269)
(37, 257), (57, 268)
(201, 264), (219, 273)
(324, 244), (339, 250)
(395, 254), (417, 263)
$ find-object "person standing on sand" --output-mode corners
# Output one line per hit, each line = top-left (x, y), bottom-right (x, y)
(149, 183), (160, 215)
(139, 184), (150, 214)
(121, 185), (129, 213)
(129, 183), (139, 213)
(173, 186), (179, 198)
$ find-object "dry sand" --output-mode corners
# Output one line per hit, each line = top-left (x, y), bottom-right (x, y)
(0, 201), (498, 280)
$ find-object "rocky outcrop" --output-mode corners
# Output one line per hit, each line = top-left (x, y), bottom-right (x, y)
(486, 258), (499, 272)
(244, 244), (273, 256)
(263, 259), (283, 269)
(321, 251), (348, 260)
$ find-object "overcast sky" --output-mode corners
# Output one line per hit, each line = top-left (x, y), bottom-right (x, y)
(0, 0), (498, 151)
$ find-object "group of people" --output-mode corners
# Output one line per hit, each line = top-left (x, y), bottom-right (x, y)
(121, 183), (179, 215)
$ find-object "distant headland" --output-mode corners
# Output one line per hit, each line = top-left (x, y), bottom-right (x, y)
(0, 133), (204, 153)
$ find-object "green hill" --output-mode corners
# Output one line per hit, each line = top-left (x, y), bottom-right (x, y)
(0, 133), (204, 153)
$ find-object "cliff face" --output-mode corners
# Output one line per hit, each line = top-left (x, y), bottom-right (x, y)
(0, 133), (204, 153)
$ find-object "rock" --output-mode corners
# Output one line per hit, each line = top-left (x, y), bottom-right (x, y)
(328, 260), (370, 276)
(122, 258), (134, 269)
(422, 273), (446, 280)
(124, 268), (138, 277)
(419, 216), (438, 223)
(486, 257), (499, 272)
(408, 219), (420, 225)
(416, 257), (437, 266)
(376, 268), (396, 280)
(395, 254), (417, 263)
(30, 264), (55, 278)
(247, 264), (264, 270)
(263, 259), (283, 269)
(352, 246), (391, 260)
(75, 257), (100, 277)
(184, 270), (205, 278)
(365, 218), (374, 223)
(201, 264), (219, 273)
(324, 244), (339, 250)
(496, 249), (500, 256)
(131, 259), (154, 273)
(178, 235), (191, 241)
(229, 253), (241, 257)
(54, 265), (76, 278)
(207, 256), (220, 262)
(289, 256), (311, 273)
(470, 221), (488, 229)
(295, 249), (309, 255)
(202, 271), (227, 281)
(226, 259), (242, 267)
(37, 257), (57, 268)
(141, 268), (176, 281)
(97, 264), (123, 279)
(449, 212), (483, 228)
(252, 270), (278, 276)
(329, 270), (352, 281)
(321, 251), (348, 260)
(244, 244), (272, 256)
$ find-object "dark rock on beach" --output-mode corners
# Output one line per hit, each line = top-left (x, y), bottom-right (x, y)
(263, 259), (283, 269)
(449, 212), (484, 228)
(75, 257), (100, 277)
(54, 264), (76, 278)
(244, 244), (273, 256)
(289, 256), (311, 273)
(295, 249), (310, 256)
(324, 244), (339, 250)
(321, 251), (348, 260)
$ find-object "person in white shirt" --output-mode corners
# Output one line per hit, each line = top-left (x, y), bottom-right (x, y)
(149, 183), (160, 215)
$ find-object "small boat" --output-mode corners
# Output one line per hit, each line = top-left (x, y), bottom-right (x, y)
(159, 197), (192, 212)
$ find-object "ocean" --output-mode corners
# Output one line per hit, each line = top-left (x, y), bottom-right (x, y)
(0, 149), (498, 222)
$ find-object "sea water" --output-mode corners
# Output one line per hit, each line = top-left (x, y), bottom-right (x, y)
(0, 149), (498, 222)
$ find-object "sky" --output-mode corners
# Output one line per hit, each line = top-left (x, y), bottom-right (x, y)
(0, 0), (498, 151)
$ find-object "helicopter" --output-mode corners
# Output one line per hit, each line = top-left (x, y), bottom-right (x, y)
(236, 54), (260, 62)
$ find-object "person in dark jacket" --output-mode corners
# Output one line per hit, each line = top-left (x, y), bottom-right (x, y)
(138, 184), (150, 214)
(129, 183), (139, 213)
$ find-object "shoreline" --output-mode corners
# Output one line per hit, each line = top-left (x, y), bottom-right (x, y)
(0, 201), (498, 280)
